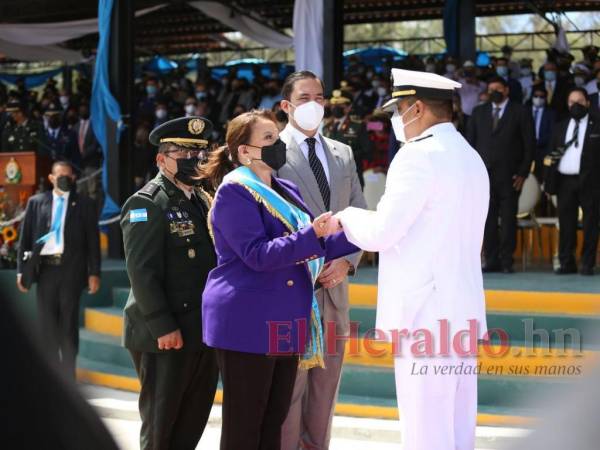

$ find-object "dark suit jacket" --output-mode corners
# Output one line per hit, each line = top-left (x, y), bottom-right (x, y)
(529, 105), (556, 162)
(548, 77), (574, 120)
(550, 112), (600, 197)
(466, 100), (535, 182)
(17, 191), (101, 288)
(507, 78), (523, 104)
(43, 127), (78, 162)
(590, 92), (600, 116)
(72, 120), (102, 170)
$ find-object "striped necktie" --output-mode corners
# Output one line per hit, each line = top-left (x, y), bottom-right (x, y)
(305, 137), (330, 210)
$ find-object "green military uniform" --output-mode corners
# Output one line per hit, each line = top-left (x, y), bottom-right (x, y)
(121, 116), (218, 450)
(1, 100), (43, 153)
(323, 89), (371, 187)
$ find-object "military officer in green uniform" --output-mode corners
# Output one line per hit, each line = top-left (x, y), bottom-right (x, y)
(1, 100), (43, 153)
(322, 89), (372, 187)
(121, 116), (218, 450)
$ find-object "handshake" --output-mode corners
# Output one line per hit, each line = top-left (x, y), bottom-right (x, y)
(312, 212), (343, 238)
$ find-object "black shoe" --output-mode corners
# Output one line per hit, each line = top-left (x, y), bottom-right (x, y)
(554, 266), (577, 275)
(502, 266), (515, 274)
(482, 263), (501, 273)
(580, 267), (595, 276)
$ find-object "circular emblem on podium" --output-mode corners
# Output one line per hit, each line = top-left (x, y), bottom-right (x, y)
(5, 157), (21, 184)
(188, 119), (205, 135)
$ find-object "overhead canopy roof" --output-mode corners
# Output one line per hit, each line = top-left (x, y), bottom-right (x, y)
(0, 0), (597, 57)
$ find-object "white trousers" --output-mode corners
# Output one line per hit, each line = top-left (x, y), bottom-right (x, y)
(394, 353), (478, 450)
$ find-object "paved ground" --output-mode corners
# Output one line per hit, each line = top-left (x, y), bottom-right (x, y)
(82, 385), (530, 450)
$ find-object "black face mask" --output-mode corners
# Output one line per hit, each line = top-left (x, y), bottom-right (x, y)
(275, 109), (288, 123)
(332, 106), (346, 119)
(489, 90), (504, 104)
(56, 175), (73, 192)
(171, 156), (202, 186)
(249, 139), (287, 171)
(569, 103), (588, 120)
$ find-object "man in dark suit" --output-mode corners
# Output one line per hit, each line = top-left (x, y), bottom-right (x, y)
(73, 102), (103, 212)
(16, 161), (101, 377)
(529, 85), (557, 182)
(467, 76), (535, 273)
(43, 104), (78, 163)
(551, 88), (600, 275)
(495, 57), (523, 104)
(542, 61), (574, 121)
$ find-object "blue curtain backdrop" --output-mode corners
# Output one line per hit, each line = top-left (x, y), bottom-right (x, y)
(443, 0), (459, 58)
(91, 0), (121, 221)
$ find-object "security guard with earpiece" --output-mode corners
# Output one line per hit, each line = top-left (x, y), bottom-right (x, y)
(120, 116), (218, 450)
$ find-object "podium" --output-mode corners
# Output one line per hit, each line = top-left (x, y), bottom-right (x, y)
(0, 152), (51, 209)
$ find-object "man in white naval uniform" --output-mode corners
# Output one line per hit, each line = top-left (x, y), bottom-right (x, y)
(335, 68), (490, 450)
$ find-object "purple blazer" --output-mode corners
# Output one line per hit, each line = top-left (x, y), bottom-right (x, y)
(202, 176), (359, 355)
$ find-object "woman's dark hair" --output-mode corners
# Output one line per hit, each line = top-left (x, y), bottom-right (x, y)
(200, 109), (277, 190)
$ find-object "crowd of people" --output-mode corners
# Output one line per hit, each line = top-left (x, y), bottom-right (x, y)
(1, 43), (599, 274)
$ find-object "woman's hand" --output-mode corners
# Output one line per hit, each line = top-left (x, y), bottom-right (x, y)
(313, 212), (339, 238)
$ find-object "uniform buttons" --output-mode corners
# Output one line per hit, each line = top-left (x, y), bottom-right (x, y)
(287, 280), (294, 287)
(186, 238), (191, 243)
(183, 303), (188, 308)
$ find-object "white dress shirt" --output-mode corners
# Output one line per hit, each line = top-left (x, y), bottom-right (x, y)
(558, 114), (588, 175)
(491, 97), (509, 120)
(41, 191), (70, 255)
(284, 123), (330, 184)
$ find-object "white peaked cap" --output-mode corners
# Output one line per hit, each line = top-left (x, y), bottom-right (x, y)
(382, 68), (462, 111)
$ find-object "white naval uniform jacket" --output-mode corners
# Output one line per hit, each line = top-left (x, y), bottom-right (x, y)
(338, 122), (490, 342)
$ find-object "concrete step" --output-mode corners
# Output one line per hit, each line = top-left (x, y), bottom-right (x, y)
(81, 385), (532, 449)
(76, 339), (562, 426)
(79, 329), (133, 370)
(350, 307), (600, 350)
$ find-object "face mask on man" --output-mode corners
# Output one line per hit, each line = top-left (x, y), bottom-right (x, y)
(574, 76), (586, 87)
(166, 154), (202, 186)
(496, 66), (509, 78)
(245, 138), (288, 171)
(146, 85), (158, 96)
(184, 104), (196, 115)
(446, 64), (456, 74)
(332, 106), (346, 119)
(569, 103), (589, 121)
(391, 103), (418, 143)
(156, 109), (167, 120)
(489, 90), (505, 104)
(521, 67), (532, 77)
(532, 96), (546, 108)
(289, 101), (324, 131)
(56, 175), (73, 193)
(544, 71), (557, 82)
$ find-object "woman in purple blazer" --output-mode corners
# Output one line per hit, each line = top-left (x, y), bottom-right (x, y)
(201, 110), (358, 450)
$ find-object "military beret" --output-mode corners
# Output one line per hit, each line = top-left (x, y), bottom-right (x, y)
(149, 116), (213, 149)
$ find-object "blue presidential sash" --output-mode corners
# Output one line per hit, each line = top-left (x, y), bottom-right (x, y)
(221, 166), (325, 369)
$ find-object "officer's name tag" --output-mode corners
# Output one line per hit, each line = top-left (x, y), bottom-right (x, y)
(130, 209), (148, 222)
